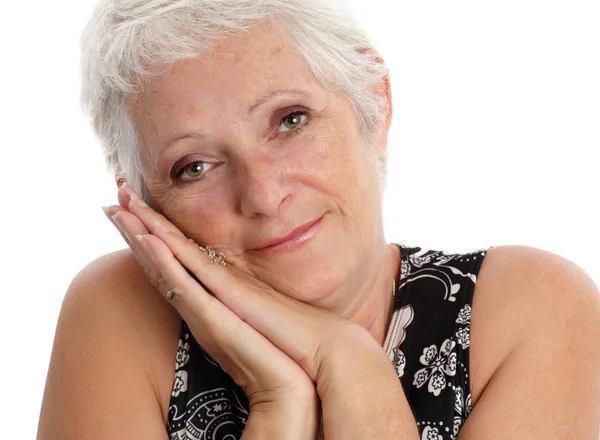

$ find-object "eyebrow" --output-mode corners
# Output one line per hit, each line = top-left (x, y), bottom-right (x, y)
(158, 88), (312, 154)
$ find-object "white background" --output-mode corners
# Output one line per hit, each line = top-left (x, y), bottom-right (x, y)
(1, 0), (598, 436)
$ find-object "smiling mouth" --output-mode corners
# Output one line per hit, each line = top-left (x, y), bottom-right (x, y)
(251, 214), (326, 255)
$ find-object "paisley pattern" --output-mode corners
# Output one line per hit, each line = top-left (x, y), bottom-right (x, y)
(166, 243), (492, 439)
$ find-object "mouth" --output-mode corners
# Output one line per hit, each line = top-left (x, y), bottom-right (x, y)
(251, 214), (326, 256)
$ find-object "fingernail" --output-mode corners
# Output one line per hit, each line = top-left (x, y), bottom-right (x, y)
(135, 234), (144, 241)
(101, 206), (111, 218)
(111, 213), (130, 240)
(130, 192), (149, 208)
(153, 219), (170, 233)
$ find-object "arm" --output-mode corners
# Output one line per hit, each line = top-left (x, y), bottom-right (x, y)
(110, 182), (417, 440)
(37, 254), (171, 439)
(242, 397), (319, 440)
(105, 188), (320, 440)
(314, 246), (600, 440)
(459, 246), (600, 439)
(38, 249), (318, 440)
(316, 325), (420, 439)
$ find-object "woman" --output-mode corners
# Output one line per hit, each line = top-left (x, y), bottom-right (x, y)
(37, 0), (600, 439)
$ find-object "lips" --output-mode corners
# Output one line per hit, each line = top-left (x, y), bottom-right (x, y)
(252, 215), (324, 250)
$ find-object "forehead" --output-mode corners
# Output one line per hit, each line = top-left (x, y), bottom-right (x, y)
(130, 19), (327, 149)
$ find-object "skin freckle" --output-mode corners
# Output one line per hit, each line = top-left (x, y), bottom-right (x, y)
(131, 19), (392, 314)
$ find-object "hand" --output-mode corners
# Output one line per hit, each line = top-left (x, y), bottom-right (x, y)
(103, 184), (319, 439)
(105, 183), (394, 438)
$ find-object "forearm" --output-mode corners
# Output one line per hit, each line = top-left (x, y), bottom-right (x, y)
(317, 328), (420, 439)
(241, 397), (319, 440)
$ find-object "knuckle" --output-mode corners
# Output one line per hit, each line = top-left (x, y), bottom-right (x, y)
(143, 267), (161, 287)
(142, 265), (155, 280)
(156, 273), (172, 294)
(182, 270), (202, 293)
(194, 248), (214, 270)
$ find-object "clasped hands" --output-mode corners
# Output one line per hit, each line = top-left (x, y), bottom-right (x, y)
(103, 183), (416, 440)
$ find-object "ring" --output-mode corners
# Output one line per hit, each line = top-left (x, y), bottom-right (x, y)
(166, 289), (176, 300)
(198, 245), (227, 266)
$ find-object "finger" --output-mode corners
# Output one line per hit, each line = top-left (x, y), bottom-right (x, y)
(136, 233), (311, 392)
(102, 206), (134, 246)
(122, 186), (344, 378)
(146, 223), (338, 379)
(116, 182), (133, 210)
(109, 192), (315, 395)
(103, 207), (162, 283)
(111, 210), (151, 245)
(102, 205), (128, 217)
(118, 182), (186, 238)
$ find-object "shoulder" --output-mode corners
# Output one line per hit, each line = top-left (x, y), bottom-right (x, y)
(63, 249), (181, 355)
(69, 249), (182, 415)
(469, 244), (600, 406)
(38, 249), (181, 437)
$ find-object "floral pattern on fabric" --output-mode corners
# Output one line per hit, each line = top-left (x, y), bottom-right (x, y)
(413, 339), (457, 396)
(455, 327), (470, 350)
(394, 349), (407, 377)
(455, 305), (471, 325)
(172, 332), (191, 397)
(422, 425), (444, 440)
(165, 243), (493, 440)
(455, 305), (471, 350)
(396, 244), (493, 439)
(451, 385), (472, 439)
(387, 305), (415, 378)
(172, 370), (188, 397)
(176, 338), (191, 370)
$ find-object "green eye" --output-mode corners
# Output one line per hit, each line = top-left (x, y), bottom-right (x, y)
(279, 111), (308, 132)
(176, 161), (215, 182)
(184, 162), (204, 178)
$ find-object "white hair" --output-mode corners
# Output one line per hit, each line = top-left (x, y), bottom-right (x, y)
(81, 0), (391, 202)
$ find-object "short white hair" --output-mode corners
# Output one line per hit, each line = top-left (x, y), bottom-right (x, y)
(81, 0), (391, 201)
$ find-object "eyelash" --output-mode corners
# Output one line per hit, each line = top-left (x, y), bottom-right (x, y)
(280, 110), (310, 138)
(172, 110), (310, 184)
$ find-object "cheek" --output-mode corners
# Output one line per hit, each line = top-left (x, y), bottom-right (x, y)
(156, 186), (252, 255)
(150, 190), (220, 240)
(304, 127), (369, 200)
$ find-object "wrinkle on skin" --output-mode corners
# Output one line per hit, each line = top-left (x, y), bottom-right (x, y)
(128, 18), (398, 345)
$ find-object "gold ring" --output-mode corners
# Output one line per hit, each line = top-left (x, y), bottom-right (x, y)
(198, 245), (227, 266)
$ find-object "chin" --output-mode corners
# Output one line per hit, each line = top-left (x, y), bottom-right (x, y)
(249, 225), (356, 304)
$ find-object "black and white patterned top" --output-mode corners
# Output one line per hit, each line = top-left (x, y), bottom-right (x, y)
(166, 243), (493, 440)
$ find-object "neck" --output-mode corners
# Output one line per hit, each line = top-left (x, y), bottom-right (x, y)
(330, 242), (402, 346)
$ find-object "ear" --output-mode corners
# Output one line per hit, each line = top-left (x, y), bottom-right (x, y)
(360, 48), (393, 158)
(375, 71), (393, 158)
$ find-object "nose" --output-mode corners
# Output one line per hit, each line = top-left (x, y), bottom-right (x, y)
(236, 154), (289, 218)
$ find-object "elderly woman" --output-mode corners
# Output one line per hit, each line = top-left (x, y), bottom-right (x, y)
(37, 1), (600, 439)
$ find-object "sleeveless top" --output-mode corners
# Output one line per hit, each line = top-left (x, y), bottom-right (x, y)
(166, 243), (493, 440)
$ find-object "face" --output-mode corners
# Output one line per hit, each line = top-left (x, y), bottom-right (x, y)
(129, 19), (391, 306)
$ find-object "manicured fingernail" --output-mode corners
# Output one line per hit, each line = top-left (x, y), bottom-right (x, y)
(135, 234), (144, 241)
(101, 206), (111, 218)
(130, 192), (148, 208)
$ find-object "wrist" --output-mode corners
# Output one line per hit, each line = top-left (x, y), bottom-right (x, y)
(316, 323), (388, 393)
(243, 395), (319, 440)
(314, 325), (419, 439)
